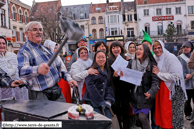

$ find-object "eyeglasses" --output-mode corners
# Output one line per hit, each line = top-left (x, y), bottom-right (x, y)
(29, 28), (43, 32)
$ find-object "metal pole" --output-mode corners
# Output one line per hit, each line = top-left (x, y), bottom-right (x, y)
(47, 36), (68, 66)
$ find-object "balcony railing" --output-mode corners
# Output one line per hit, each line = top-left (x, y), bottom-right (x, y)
(139, 30), (187, 38)
(0, 0), (6, 8)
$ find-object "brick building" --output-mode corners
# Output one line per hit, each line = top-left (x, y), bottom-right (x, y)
(9, 0), (31, 53)
(30, 0), (62, 42)
(0, 0), (12, 45)
(89, 3), (106, 51)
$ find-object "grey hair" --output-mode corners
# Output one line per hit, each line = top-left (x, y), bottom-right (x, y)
(25, 21), (43, 32)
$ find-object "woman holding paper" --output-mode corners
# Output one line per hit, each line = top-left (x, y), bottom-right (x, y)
(152, 40), (186, 129)
(107, 41), (131, 129)
(121, 44), (160, 129)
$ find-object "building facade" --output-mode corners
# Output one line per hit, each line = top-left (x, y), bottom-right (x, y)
(136, 0), (187, 43)
(105, 2), (124, 46)
(122, 1), (137, 42)
(186, 0), (194, 41)
(60, 4), (90, 53)
(0, 0), (12, 49)
(89, 3), (106, 51)
(9, 0), (31, 53)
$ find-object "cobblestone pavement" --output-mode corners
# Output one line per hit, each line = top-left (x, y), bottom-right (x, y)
(184, 116), (192, 129)
(128, 116), (192, 129)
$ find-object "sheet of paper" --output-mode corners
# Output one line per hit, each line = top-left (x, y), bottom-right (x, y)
(111, 55), (128, 75)
(120, 67), (143, 86)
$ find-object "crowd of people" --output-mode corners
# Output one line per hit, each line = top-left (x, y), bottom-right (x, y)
(0, 21), (193, 129)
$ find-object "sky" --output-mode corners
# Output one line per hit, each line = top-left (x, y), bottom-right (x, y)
(20, 0), (134, 7)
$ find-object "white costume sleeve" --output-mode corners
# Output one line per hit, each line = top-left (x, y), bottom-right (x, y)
(70, 62), (89, 82)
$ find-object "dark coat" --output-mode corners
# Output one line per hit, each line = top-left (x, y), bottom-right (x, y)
(83, 66), (115, 108)
(127, 59), (160, 109)
(107, 58), (130, 95)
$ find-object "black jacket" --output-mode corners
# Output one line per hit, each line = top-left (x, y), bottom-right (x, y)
(127, 59), (160, 109)
(83, 66), (115, 108)
(107, 58), (130, 96)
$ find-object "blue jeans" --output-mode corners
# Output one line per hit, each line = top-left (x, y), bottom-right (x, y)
(94, 107), (112, 119)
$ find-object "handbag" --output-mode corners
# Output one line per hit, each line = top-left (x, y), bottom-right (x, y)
(42, 84), (61, 101)
(102, 108), (120, 129)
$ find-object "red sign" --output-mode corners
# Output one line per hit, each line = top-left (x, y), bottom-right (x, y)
(152, 15), (174, 21)
(6, 37), (11, 41)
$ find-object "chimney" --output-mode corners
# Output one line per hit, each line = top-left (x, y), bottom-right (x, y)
(32, 0), (36, 7)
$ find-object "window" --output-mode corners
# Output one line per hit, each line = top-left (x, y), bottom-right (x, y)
(68, 11), (73, 19)
(144, 9), (149, 16)
(12, 7), (16, 20)
(176, 7), (181, 14)
(177, 22), (182, 34)
(1, 9), (5, 27)
(92, 29), (97, 38)
(127, 14), (132, 21)
(92, 17), (96, 24)
(156, 8), (162, 15)
(157, 23), (163, 35)
(145, 24), (150, 35)
(80, 25), (84, 32)
(99, 28), (104, 38)
(188, 6), (194, 14)
(110, 15), (117, 23)
(123, 14), (126, 22)
(13, 26), (17, 41)
(99, 16), (103, 24)
(95, 7), (101, 11)
(191, 21), (194, 29)
(127, 28), (134, 37)
(143, 0), (148, 4)
(111, 28), (117, 36)
(24, 12), (28, 23)
(19, 10), (22, 22)
(20, 28), (23, 41)
(80, 10), (85, 19)
(166, 8), (171, 15)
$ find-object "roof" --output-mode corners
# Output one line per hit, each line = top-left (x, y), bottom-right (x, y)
(89, 3), (106, 13)
(30, 0), (61, 19)
(11, 0), (31, 8)
(123, 1), (136, 12)
(59, 4), (91, 20)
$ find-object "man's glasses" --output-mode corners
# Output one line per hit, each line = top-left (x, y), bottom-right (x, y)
(29, 28), (43, 32)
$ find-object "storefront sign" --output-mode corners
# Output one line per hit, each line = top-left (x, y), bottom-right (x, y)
(12, 43), (20, 48)
(12, 37), (16, 43)
(6, 37), (11, 41)
(106, 36), (124, 41)
(90, 39), (106, 44)
(152, 15), (174, 21)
